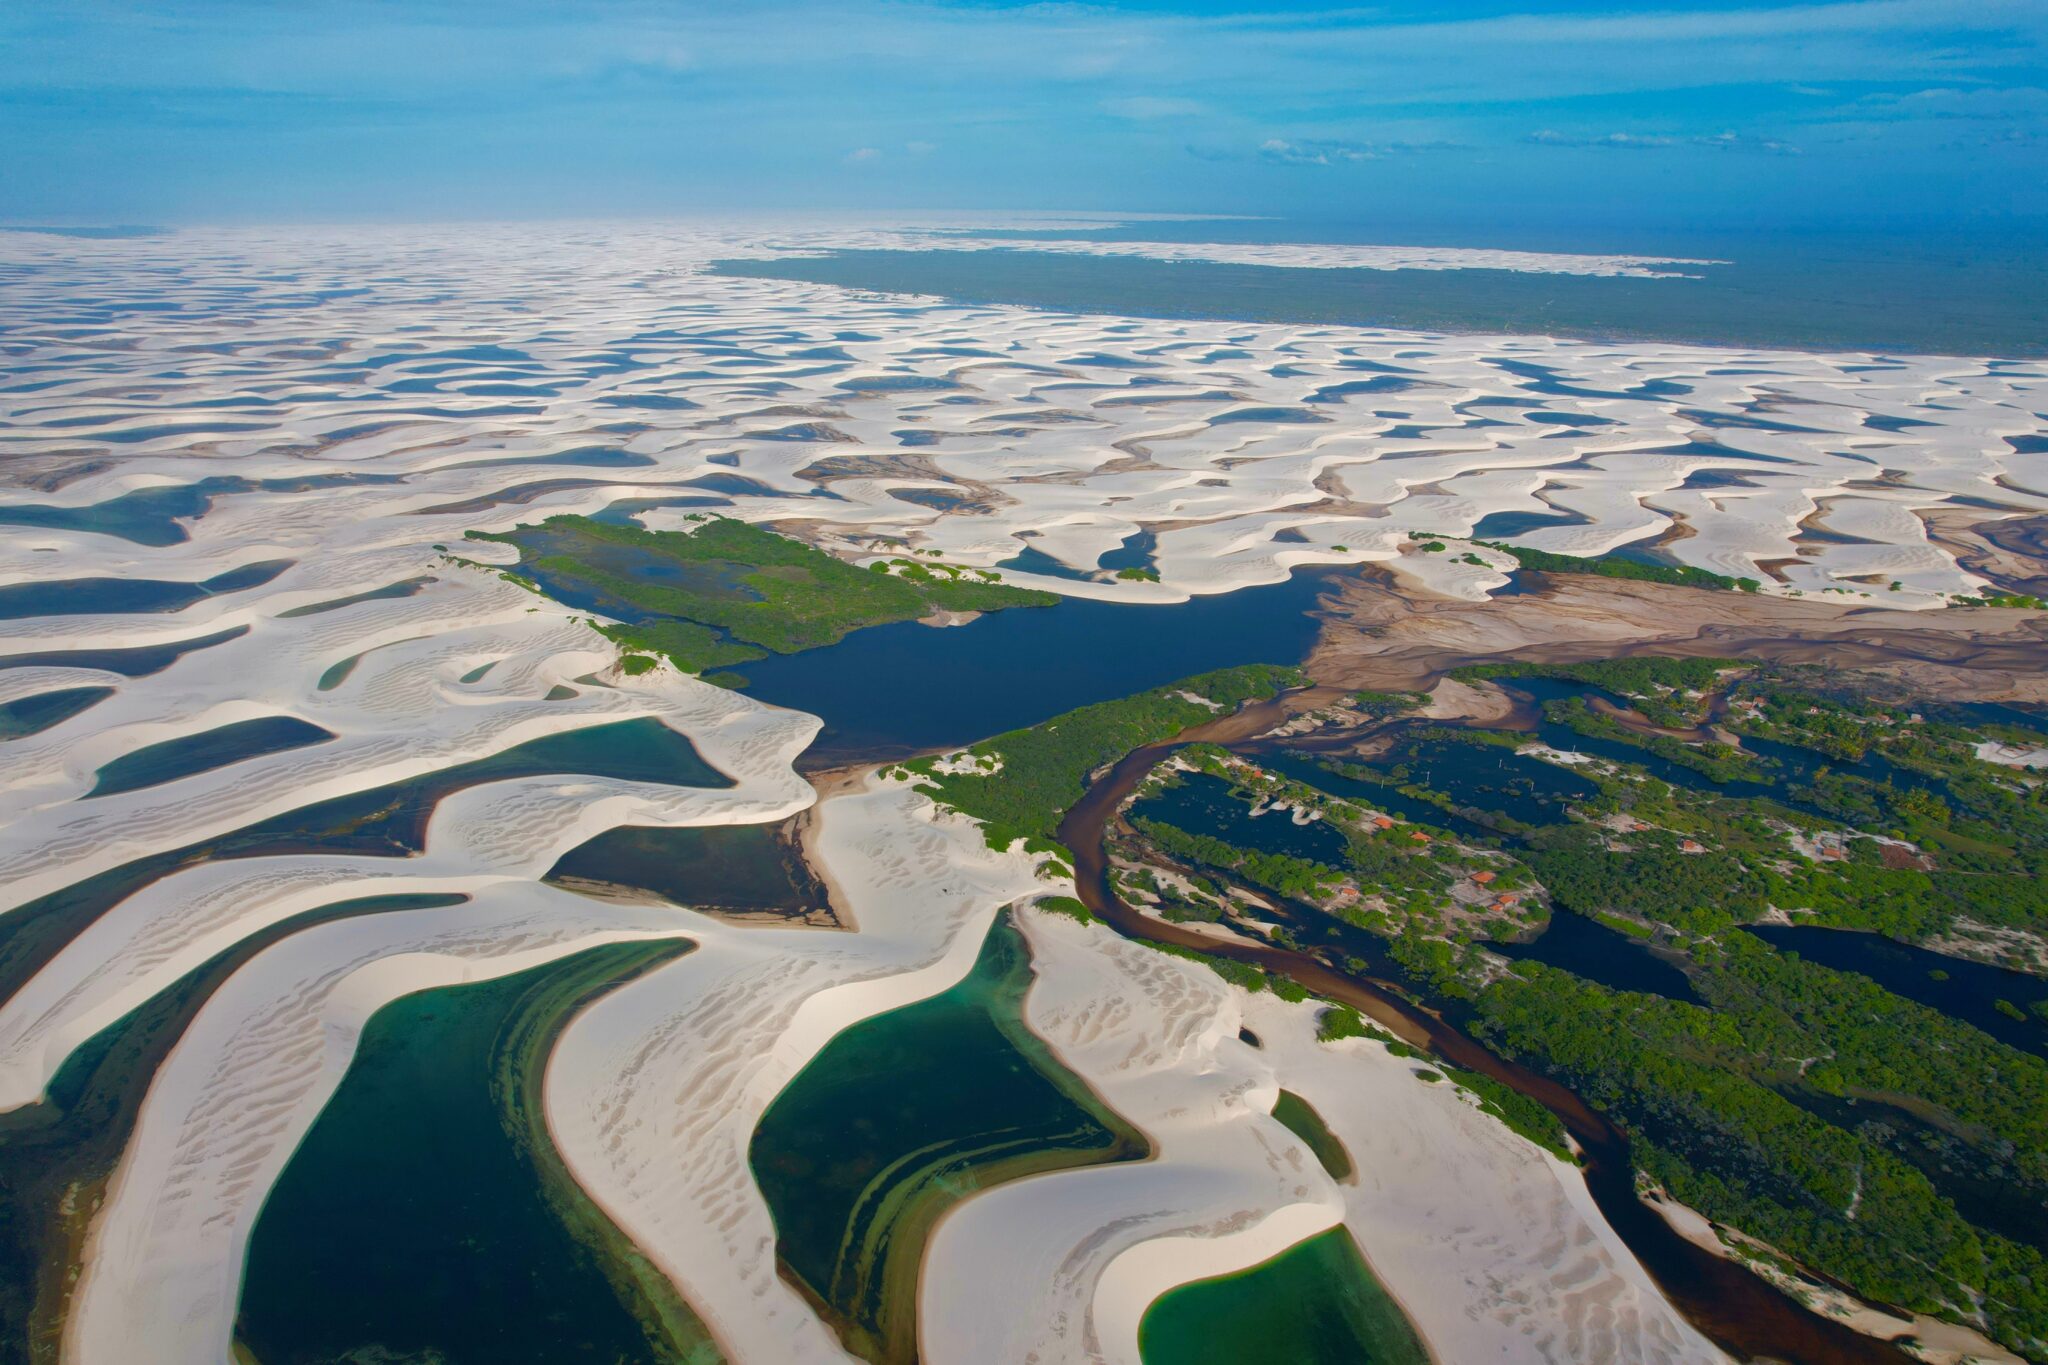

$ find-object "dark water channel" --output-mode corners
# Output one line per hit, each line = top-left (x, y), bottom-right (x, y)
(1743, 924), (2048, 1060)
(1058, 704), (1913, 1365)
(1129, 770), (1349, 865)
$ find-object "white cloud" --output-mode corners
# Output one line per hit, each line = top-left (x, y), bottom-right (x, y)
(1527, 129), (1675, 149)
(1854, 85), (2048, 120)
(1259, 137), (1376, 165)
(843, 146), (879, 164)
(1693, 129), (1803, 154)
(1527, 128), (1800, 154)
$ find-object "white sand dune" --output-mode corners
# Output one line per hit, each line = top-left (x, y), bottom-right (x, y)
(924, 908), (1726, 1365)
(0, 217), (2039, 1365)
(66, 889), (695, 1365)
(545, 776), (1046, 1364)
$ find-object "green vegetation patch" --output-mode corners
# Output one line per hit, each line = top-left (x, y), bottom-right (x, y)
(1134, 818), (1345, 902)
(1477, 540), (1760, 593)
(1137, 1226), (1429, 1365)
(1462, 957), (2048, 1348)
(1034, 894), (1095, 924)
(1951, 592), (2048, 610)
(472, 514), (1057, 672)
(1436, 1064), (1577, 1165)
(1133, 937), (1309, 1000)
(1350, 689), (1427, 718)
(904, 663), (1305, 849)
(1315, 1003), (1383, 1044)
(750, 912), (1149, 1365)
(1127, 748), (1547, 945)
(1454, 656), (1747, 728)
(1543, 697), (1771, 783)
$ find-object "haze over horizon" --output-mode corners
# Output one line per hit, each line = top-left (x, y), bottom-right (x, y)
(5, 0), (2046, 233)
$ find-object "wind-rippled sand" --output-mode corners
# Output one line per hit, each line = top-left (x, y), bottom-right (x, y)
(3, 217), (2043, 1363)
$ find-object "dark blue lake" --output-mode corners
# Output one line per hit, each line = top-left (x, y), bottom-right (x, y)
(0, 561), (292, 621)
(739, 568), (1336, 757)
(1495, 911), (1703, 1006)
(0, 626), (248, 678)
(1130, 771), (1350, 866)
(86, 716), (335, 800)
(0, 687), (114, 740)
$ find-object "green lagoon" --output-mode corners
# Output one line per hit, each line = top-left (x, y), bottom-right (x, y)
(750, 912), (1149, 1365)
(235, 938), (719, 1365)
(1138, 1226), (1428, 1365)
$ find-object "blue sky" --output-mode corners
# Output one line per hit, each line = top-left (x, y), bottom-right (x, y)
(4, 0), (2045, 230)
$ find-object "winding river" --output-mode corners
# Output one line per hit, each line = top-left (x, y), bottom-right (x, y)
(1053, 689), (1914, 1365)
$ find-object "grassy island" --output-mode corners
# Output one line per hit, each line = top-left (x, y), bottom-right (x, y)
(470, 514), (1058, 673)
(896, 663), (1306, 849)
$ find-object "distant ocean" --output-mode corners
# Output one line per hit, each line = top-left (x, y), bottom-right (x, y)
(714, 219), (2048, 359)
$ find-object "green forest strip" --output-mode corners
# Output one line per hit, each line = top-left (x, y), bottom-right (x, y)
(898, 663), (1306, 849)
(1475, 540), (1760, 593)
(1452, 656), (1747, 728)
(470, 514), (1056, 672)
(1439, 950), (2048, 1343)
(1115, 660), (2048, 1352)
(1542, 697), (1771, 783)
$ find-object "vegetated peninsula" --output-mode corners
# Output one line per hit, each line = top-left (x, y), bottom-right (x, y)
(893, 663), (1308, 849)
(1114, 657), (2048, 1356)
(469, 514), (1056, 676)
(11, 213), (2048, 1365)
(900, 648), (2048, 1358)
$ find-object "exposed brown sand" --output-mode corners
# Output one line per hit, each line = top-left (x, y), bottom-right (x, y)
(1919, 507), (2048, 599)
(1306, 568), (2048, 702)
(1645, 1191), (2024, 1365)
(1419, 676), (1518, 725)
(790, 763), (876, 932)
